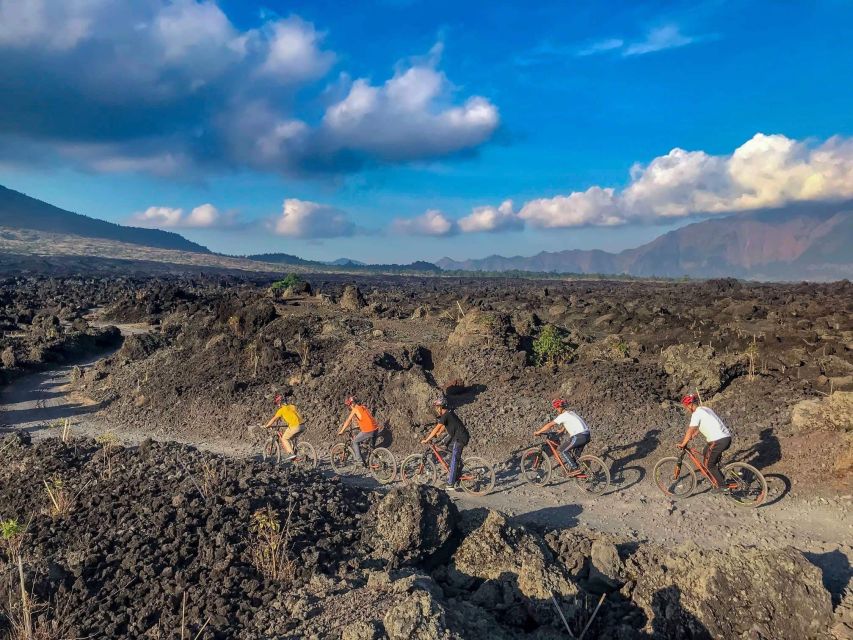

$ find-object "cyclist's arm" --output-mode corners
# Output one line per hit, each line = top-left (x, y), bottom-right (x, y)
(422, 423), (445, 444)
(264, 413), (279, 429)
(338, 409), (356, 435)
(678, 426), (699, 448)
(534, 420), (557, 436)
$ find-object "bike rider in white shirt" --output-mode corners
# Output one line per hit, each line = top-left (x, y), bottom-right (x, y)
(534, 399), (591, 476)
(678, 393), (732, 492)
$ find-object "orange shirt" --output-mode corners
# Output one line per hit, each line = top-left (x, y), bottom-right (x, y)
(353, 405), (379, 433)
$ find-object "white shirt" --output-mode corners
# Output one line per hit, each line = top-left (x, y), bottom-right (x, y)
(555, 411), (590, 437)
(689, 406), (731, 442)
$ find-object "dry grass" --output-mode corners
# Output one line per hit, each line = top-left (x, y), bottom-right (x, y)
(94, 433), (119, 478)
(248, 504), (296, 583)
(199, 459), (222, 500)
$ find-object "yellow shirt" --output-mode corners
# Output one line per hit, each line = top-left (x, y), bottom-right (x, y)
(274, 404), (302, 428)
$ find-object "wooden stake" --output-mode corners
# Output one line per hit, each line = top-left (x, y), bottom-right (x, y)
(578, 593), (606, 640)
(549, 590), (576, 639)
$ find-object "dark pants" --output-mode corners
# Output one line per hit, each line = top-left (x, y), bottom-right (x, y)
(448, 441), (464, 485)
(559, 432), (590, 469)
(351, 430), (377, 465)
(703, 437), (731, 487)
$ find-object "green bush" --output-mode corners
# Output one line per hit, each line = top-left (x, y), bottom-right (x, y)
(533, 324), (572, 365)
(271, 274), (302, 291)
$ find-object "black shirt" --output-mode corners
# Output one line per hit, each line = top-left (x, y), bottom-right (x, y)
(439, 410), (470, 446)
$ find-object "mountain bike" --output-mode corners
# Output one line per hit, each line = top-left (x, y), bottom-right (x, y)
(329, 425), (397, 484)
(260, 428), (317, 470)
(400, 441), (495, 496)
(653, 445), (767, 508)
(519, 435), (610, 494)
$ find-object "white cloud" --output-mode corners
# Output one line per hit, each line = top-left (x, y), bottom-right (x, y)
(458, 200), (523, 233)
(511, 133), (853, 229)
(577, 38), (624, 57)
(131, 203), (235, 229)
(260, 17), (335, 83)
(519, 187), (624, 228)
(321, 63), (499, 162)
(391, 209), (456, 236)
(623, 25), (696, 56)
(270, 199), (355, 238)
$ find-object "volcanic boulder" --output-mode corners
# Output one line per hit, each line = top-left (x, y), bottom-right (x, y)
(362, 485), (458, 567)
(451, 510), (576, 600)
(628, 543), (833, 639)
(340, 285), (367, 311)
(660, 343), (745, 396)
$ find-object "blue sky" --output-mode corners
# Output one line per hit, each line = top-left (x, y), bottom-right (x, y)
(1, 0), (852, 263)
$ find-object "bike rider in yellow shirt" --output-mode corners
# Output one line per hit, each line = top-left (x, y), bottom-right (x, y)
(264, 393), (304, 460)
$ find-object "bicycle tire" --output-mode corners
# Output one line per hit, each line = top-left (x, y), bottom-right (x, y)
(653, 456), (696, 499)
(520, 447), (552, 486)
(329, 442), (352, 473)
(262, 438), (281, 464)
(459, 456), (495, 496)
(369, 447), (397, 484)
(576, 455), (610, 495)
(293, 441), (318, 470)
(722, 462), (767, 508)
(400, 454), (436, 486)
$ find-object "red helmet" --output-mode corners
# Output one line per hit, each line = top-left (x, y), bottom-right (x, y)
(681, 394), (699, 407)
(552, 398), (568, 410)
(432, 397), (448, 409)
(345, 396), (356, 407)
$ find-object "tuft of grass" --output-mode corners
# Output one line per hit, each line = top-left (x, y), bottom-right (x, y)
(199, 459), (222, 500)
(249, 505), (296, 583)
(43, 477), (71, 519)
(743, 337), (760, 380)
(95, 432), (119, 478)
(533, 324), (573, 366)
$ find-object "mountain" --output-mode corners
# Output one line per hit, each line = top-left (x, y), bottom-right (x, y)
(438, 204), (853, 281)
(327, 258), (366, 266)
(244, 252), (317, 266)
(0, 184), (209, 253)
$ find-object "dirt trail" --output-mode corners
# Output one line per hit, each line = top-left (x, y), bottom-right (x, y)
(2, 351), (851, 603)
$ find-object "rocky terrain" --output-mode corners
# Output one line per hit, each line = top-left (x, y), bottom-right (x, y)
(0, 434), (847, 640)
(0, 273), (851, 639)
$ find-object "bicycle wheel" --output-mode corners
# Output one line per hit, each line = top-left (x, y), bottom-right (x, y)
(262, 438), (281, 464)
(293, 441), (318, 470)
(576, 455), (610, 495)
(653, 456), (696, 498)
(722, 462), (767, 508)
(368, 447), (397, 484)
(459, 456), (495, 496)
(329, 442), (352, 473)
(520, 447), (552, 486)
(400, 454), (436, 486)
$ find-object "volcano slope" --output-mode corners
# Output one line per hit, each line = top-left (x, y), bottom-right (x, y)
(64, 274), (853, 491)
(0, 433), (843, 640)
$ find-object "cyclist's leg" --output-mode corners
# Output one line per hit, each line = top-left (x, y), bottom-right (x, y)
(704, 437), (730, 487)
(558, 435), (580, 469)
(351, 430), (372, 465)
(448, 442), (463, 485)
(280, 425), (303, 456)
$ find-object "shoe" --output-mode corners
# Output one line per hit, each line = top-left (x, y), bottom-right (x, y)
(444, 484), (461, 492)
(566, 469), (582, 477)
(284, 454), (297, 461)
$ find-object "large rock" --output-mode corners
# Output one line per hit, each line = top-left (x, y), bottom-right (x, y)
(118, 333), (166, 361)
(792, 392), (853, 433)
(660, 344), (745, 396)
(628, 543), (833, 639)
(587, 538), (624, 592)
(447, 310), (514, 349)
(362, 485), (457, 566)
(452, 510), (576, 600)
(383, 591), (459, 640)
(340, 285), (366, 311)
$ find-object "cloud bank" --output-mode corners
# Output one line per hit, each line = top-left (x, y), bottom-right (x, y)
(392, 133), (853, 235)
(131, 203), (235, 229)
(270, 199), (356, 238)
(0, 0), (499, 177)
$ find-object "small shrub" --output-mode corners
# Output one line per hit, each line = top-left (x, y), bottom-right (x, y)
(1, 346), (16, 369)
(43, 477), (72, 519)
(249, 505), (295, 583)
(199, 460), (222, 500)
(1, 518), (25, 559)
(612, 341), (629, 358)
(533, 325), (572, 366)
(743, 338), (760, 380)
(271, 274), (302, 291)
(95, 433), (119, 477)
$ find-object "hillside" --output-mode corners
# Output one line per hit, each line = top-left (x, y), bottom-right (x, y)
(438, 205), (853, 281)
(0, 184), (210, 253)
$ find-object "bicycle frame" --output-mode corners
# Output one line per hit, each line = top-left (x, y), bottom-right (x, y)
(539, 436), (591, 478)
(677, 446), (732, 489)
(421, 442), (474, 481)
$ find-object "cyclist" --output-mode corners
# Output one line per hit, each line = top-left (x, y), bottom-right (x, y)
(533, 399), (590, 476)
(422, 397), (469, 491)
(337, 396), (380, 466)
(263, 393), (304, 460)
(678, 394), (732, 492)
